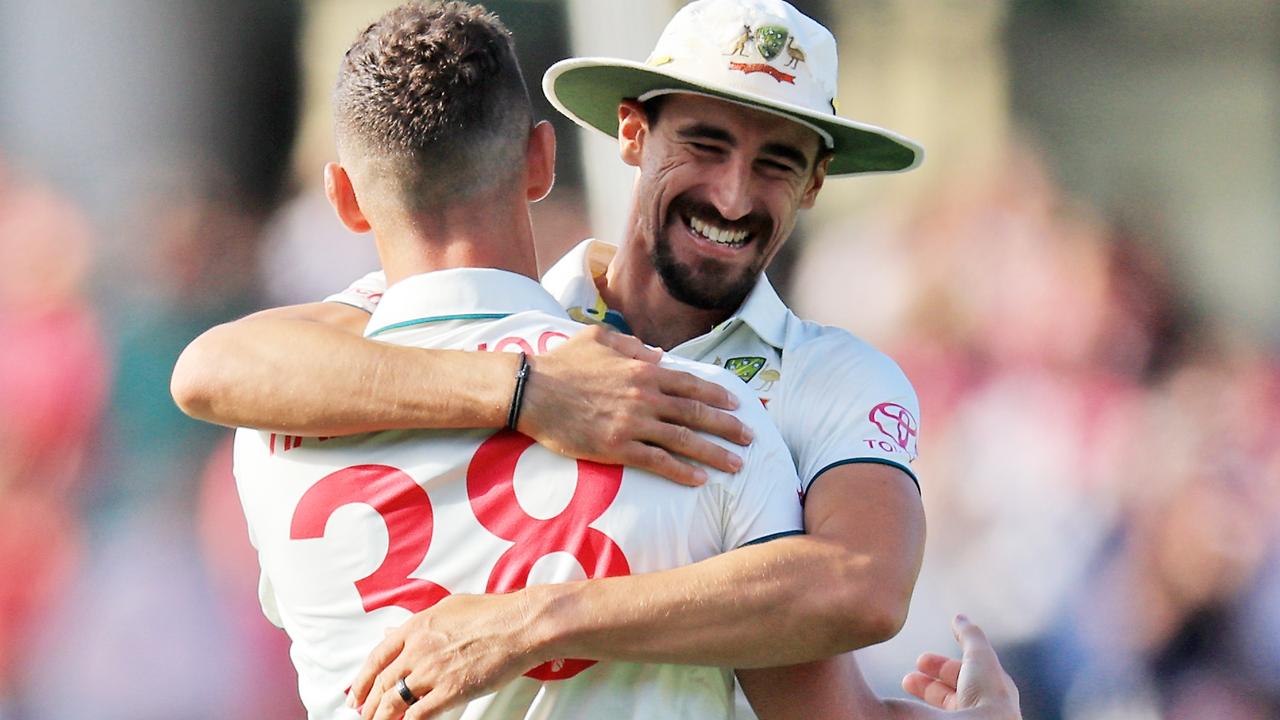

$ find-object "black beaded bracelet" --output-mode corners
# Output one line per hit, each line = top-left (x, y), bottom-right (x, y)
(506, 351), (530, 431)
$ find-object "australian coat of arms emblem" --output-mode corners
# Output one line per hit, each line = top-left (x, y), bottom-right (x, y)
(726, 24), (805, 83)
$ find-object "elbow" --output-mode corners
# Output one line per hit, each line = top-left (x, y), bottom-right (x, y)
(853, 592), (910, 647)
(170, 335), (221, 421)
(823, 561), (914, 650)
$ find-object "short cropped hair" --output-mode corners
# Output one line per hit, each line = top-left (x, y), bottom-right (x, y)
(333, 2), (531, 208)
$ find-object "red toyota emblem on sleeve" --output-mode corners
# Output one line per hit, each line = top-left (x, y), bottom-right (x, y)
(869, 403), (918, 459)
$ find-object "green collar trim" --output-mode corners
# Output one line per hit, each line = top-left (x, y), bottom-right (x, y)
(366, 313), (511, 338)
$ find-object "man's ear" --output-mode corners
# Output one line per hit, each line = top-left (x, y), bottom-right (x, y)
(799, 155), (831, 209)
(617, 99), (649, 168)
(323, 162), (371, 233)
(525, 120), (556, 202)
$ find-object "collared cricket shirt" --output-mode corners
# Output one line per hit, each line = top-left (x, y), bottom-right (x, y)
(244, 268), (803, 720)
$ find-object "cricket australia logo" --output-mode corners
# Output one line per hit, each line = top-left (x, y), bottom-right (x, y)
(724, 356), (766, 383)
(867, 402), (918, 460)
(725, 24), (805, 84)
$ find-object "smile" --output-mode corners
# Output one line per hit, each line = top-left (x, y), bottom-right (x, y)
(686, 214), (751, 248)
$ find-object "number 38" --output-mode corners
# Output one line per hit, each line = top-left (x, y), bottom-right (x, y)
(288, 430), (630, 680)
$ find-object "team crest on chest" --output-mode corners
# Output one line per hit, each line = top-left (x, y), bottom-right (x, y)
(724, 356), (766, 383)
(724, 356), (782, 407)
(725, 23), (805, 83)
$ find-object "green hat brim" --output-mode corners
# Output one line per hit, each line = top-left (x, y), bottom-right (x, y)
(543, 58), (923, 176)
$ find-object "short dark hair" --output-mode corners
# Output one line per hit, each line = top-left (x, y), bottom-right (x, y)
(333, 1), (531, 208)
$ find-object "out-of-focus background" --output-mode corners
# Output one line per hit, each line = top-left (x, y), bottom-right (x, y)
(0, 0), (1276, 718)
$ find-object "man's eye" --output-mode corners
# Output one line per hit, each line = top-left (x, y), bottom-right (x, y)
(690, 142), (721, 153)
(759, 159), (795, 174)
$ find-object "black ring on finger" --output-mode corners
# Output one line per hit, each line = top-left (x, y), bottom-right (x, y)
(395, 677), (420, 706)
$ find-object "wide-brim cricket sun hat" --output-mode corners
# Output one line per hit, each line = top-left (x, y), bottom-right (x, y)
(542, 0), (923, 176)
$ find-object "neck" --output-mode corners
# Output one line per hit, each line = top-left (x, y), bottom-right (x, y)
(376, 190), (539, 287)
(600, 235), (734, 351)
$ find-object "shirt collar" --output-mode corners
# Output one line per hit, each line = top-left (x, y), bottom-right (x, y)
(365, 268), (567, 339)
(541, 238), (611, 308)
(728, 273), (791, 350)
(543, 239), (791, 350)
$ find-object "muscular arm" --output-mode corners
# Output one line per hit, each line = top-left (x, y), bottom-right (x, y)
(350, 463), (926, 715)
(172, 302), (514, 435)
(527, 462), (924, 666)
(171, 304), (750, 484)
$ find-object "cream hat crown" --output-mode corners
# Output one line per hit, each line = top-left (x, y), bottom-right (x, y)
(542, 0), (923, 176)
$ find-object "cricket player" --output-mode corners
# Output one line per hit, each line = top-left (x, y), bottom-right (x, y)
(174, 1), (1021, 718)
(231, 4), (813, 718)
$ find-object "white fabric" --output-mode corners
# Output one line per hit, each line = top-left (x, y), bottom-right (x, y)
(642, 0), (839, 124)
(541, 240), (920, 490)
(324, 248), (922, 720)
(326, 249), (921, 488)
(323, 270), (386, 314)
(239, 268), (803, 720)
(540, 242), (922, 720)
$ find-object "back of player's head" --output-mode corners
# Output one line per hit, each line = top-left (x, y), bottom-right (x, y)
(333, 1), (531, 210)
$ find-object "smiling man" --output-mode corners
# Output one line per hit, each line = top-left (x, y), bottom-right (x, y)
(173, 1), (1019, 719)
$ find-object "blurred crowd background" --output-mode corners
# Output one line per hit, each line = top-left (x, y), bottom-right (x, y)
(0, 1), (1276, 718)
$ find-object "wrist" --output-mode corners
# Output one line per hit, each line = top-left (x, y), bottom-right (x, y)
(469, 350), (523, 430)
(507, 351), (531, 432)
(518, 581), (584, 662)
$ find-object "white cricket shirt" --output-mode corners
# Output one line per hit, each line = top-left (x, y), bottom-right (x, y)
(330, 240), (922, 494)
(243, 268), (804, 720)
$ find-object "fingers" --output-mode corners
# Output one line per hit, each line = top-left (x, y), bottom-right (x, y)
(948, 614), (1021, 714)
(953, 614), (1001, 669)
(643, 419), (743, 478)
(369, 670), (420, 720)
(915, 652), (962, 688)
(656, 366), (740, 412)
(657, 391), (752, 447)
(901, 671), (955, 710)
(403, 683), (458, 720)
(362, 656), (411, 720)
(350, 633), (405, 709)
(621, 442), (709, 488)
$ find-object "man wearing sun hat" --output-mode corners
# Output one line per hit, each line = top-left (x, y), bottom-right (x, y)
(174, 0), (1021, 717)
(544, 0), (920, 176)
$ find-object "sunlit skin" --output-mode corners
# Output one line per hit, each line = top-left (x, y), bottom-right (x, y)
(602, 93), (831, 349)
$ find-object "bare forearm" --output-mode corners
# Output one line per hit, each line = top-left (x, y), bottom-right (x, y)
(172, 312), (514, 434)
(523, 534), (884, 668)
(738, 653), (894, 720)
(521, 468), (924, 669)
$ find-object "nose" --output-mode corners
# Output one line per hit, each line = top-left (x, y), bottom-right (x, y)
(708, 156), (753, 221)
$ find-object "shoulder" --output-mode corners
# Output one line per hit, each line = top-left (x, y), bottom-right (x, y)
(772, 320), (921, 486)
(782, 320), (914, 396)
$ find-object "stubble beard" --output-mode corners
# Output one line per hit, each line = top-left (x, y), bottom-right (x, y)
(649, 224), (763, 313)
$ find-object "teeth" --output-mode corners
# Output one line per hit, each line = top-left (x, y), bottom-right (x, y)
(689, 216), (749, 246)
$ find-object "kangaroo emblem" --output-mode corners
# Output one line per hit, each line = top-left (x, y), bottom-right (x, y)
(726, 25), (752, 57)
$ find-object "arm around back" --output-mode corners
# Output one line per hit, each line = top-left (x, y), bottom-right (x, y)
(170, 303), (751, 484)
(170, 301), (514, 435)
(771, 327), (928, 647)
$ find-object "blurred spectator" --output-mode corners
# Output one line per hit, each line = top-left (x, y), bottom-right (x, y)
(796, 140), (1280, 718)
(0, 3), (1273, 718)
(0, 160), (109, 714)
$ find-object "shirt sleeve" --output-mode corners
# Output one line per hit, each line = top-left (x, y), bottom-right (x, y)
(323, 270), (388, 314)
(685, 365), (804, 551)
(774, 329), (921, 493)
